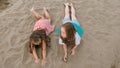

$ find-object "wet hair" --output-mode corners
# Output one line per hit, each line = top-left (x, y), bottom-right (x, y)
(60, 22), (76, 46)
(29, 29), (50, 53)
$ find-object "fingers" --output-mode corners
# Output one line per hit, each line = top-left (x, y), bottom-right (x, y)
(70, 50), (75, 56)
(63, 57), (67, 63)
(63, 54), (68, 63)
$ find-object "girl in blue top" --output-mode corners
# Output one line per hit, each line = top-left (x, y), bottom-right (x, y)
(57, 3), (84, 62)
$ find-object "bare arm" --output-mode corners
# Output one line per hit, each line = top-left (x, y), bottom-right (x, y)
(30, 43), (39, 63)
(41, 40), (47, 65)
(32, 47), (39, 60)
(63, 43), (67, 62)
(63, 43), (67, 57)
(42, 40), (46, 60)
(71, 45), (78, 51)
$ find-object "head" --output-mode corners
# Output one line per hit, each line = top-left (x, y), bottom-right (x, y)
(60, 23), (76, 46)
(29, 29), (49, 53)
(30, 33), (41, 46)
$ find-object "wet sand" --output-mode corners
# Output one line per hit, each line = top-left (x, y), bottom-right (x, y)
(0, 0), (120, 68)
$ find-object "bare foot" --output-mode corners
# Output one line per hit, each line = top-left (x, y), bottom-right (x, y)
(30, 7), (34, 12)
(35, 58), (40, 63)
(64, 3), (69, 6)
(69, 2), (73, 7)
(43, 7), (48, 12)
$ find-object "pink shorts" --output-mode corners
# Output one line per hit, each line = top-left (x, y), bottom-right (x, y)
(33, 19), (54, 35)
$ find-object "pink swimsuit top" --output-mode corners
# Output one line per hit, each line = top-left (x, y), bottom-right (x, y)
(33, 19), (54, 36)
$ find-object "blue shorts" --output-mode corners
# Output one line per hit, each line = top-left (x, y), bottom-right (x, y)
(62, 18), (80, 26)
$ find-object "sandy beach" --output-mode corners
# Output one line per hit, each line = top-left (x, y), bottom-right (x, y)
(0, 0), (120, 68)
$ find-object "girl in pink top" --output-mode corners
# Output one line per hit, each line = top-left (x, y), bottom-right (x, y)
(29, 7), (54, 65)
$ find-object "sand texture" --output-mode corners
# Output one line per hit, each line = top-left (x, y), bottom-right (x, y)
(0, 0), (120, 68)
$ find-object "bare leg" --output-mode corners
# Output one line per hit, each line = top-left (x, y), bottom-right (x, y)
(63, 44), (67, 62)
(32, 47), (40, 63)
(30, 7), (43, 19)
(69, 3), (77, 20)
(64, 3), (70, 19)
(43, 7), (51, 22)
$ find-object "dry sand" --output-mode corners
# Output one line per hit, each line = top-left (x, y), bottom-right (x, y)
(0, 0), (120, 68)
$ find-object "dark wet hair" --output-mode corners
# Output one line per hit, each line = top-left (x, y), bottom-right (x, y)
(29, 29), (50, 53)
(60, 22), (76, 46)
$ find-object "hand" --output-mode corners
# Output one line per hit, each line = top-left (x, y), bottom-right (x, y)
(63, 55), (67, 62)
(42, 58), (47, 66)
(70, 49), (75, 56)
(35, 58), (40, 63)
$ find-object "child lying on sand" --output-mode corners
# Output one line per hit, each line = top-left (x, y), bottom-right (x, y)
(58, 3), (84, 62)
(29, 7), (54, 65)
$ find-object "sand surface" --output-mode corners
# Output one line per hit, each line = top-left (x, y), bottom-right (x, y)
(0, 0), (120, 68)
